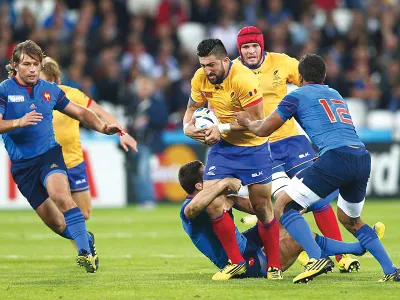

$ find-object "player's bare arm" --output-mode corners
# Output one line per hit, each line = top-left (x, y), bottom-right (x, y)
(88, 100), (137, 152)
(184, 178), (241, 219)
(61, 101), (123, 135)
(183, 98), (207, 143)
(0, 111), (43, 133)
(235, 109), (285, 137)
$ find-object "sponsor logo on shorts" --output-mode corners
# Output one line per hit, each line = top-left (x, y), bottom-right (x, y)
(8, 95), (25, 102)
(206, 166), (216, 176)
(75, 179), (87, 185)
(50, 163), (59, 168)
(299, 152), (310, 159)
(251, 171), (263, 178)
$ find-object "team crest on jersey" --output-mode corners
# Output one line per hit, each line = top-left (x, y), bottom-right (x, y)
(201, 91), (213, 98)
(230, 92), (240, 110)
(43, 92), (51, 102)
(272, 70), (284, 88)
(8, 95), (24, 102)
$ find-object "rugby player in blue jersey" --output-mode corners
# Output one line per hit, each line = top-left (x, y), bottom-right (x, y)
(178, 160), (383, 278)
(235, 54), (399, 283)
(0, 40), (123, 273)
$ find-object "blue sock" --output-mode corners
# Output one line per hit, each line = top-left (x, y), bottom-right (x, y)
(63, 207), (90, 254)
(280, 210), (322, 259)
(354, 225), (397, 274)
(315, 233), (365, 256)
(60, 227), (73, 240)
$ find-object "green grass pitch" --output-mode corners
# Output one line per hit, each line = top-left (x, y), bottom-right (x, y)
(0, 200), (399, 299)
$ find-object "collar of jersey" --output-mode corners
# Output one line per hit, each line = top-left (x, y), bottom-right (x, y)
(239, 51), (267, 70)
(221, 61), (233, 82)
(12, 76), (39, 87)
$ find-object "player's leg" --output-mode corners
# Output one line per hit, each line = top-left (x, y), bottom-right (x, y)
(285, 136), (348, 263)
(68, 162), (92, 220)
(275, 157), (340, 283)
(337, 147), (398, 281)
(203, 179), (246, 280)
(247, 181), (282, 279)
(72, 191), (92, 220)
(338, 191), (399, 281)
(40, 146), (96, 273)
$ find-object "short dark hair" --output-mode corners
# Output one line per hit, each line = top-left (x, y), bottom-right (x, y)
(178, 160), (203, 194)
(298, 54), (326, 83)
(6, 40), (44, 78)
(197, 38), (228, 58)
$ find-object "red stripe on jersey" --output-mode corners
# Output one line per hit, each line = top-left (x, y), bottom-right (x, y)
(8, 160), (16, 200)
(243, 97), (262, 108)
(86, 98), (93, 108)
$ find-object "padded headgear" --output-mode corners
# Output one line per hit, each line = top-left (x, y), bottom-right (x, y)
(237, 26), (264, 59)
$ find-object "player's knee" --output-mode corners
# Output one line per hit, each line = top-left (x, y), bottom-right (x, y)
(205, 197), (225, 218)
(283, 200), (303, 214)
(51, 192), (75, 211)
(81, 207), (92, 220)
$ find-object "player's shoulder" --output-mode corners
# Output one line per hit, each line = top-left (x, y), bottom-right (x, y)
(0, 78), (13, 93)
(192, 67), (206, 81)
(231, 60), (256, 81)
(267, 52), (298, 66)
(59, 84), (81, 95)
(38, 79), (61, 92)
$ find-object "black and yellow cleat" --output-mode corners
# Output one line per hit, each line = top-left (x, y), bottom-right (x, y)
(338, 254), (360, 273)
(88, 231), (99, 270)
(76, 250), (97, 273)
(267, 267), (283, 280)
(212, 261), (246, 280)
(293, 258), (334, 284)
(378, 269), (400, 282)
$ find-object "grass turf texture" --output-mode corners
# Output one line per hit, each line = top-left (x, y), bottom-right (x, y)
(0, 200), (399, 299)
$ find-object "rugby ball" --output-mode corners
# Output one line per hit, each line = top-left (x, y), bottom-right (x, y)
(193, 108), (220, 128)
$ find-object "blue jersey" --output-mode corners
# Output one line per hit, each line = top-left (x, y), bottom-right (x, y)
(276, 84), (364, 156)
(0, 77), (70, 161)
(180, 196), (247, 269)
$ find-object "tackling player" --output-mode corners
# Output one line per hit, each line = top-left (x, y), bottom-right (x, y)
(235, 26), (359, 272)
(0, 40), (122, 273)
(178, 160), (384, 278)
(183, 39), (281, 280)
(235, 54), (399, 283)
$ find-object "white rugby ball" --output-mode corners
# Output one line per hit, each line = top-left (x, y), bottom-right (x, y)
(193, 108), (220, 128)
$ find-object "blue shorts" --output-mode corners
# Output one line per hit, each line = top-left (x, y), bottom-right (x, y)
(297, 146), (371, 204)
(10, 145), (68, 210)
(204, 139), (273, 186)
(68, 161), (89, 192)
(270, 135), (316, 178)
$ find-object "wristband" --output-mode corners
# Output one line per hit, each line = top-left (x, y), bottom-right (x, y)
(13, 119), (20, 128)
(218, 124), (231, 134)
(118, 129), (127, 136)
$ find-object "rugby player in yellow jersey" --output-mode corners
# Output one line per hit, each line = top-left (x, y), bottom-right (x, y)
(40, 57), (137, 223)
(183, 38), (282, 280)
(235, 26), (359, 273)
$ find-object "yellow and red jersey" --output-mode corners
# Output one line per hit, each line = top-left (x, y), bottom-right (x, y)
(234, 52), (300, 142)
(53, 85), (92, 168)
(190, 61), (267, 147)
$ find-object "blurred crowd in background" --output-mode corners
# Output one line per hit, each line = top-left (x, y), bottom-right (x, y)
(1, 0), (400, 127)
(1, 0), (400, 205)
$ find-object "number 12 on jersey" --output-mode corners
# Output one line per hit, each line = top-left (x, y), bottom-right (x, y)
(318, 99), (353, 125)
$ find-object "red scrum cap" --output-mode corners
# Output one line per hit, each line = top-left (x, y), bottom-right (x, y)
(237, 26), (264, 59)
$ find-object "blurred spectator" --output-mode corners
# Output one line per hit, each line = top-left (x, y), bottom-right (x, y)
(190, 0), (217, 25)
(124, 75), (169, 208)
